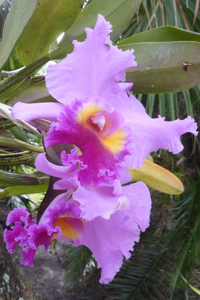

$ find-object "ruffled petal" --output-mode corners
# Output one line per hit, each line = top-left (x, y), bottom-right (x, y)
(4, 207), (35, 255)
(4, 182), (151, 284)
(77, 187), (150, 284)
(73, 181), (151, 222)
(12, 102), (63, 121)
(4, 194), (83, 267)
(20, 248), (36, 267)
(122, 182), (151, 231)
(46, 14), (136, 105)
(75, 181), (151, 284)
(78, 214), (139, 284)
(6, 207), (35, 227)
(4, 223), (27, 253)
(45, 100), (130, 186)
(112, 94), (198, 168)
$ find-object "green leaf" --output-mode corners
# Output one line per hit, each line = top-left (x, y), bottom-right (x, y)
(0, 150), (37, 166)
(0, 56), (50, 95)
(0, 136), (43, 153)
(117, 26), (200, 46)
(181, 275), (200, 296)
(119, 41), (200, 94)
(54, 0), (142, 58)
(0, 119), (14, 131)
(0, 0), (38, 69)
(0, 184), (48, 199)
(0, 169), (49, 187)
(10, 125), (28, 142)
(129, 159), (184, 195)
(12, 80), (54, 105)
(16, 0), (84, 65)
(0, 77), (30, 105)
(183, 89), (194, 117)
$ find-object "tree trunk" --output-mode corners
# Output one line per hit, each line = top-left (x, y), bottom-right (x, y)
(0, 224), (34, 300)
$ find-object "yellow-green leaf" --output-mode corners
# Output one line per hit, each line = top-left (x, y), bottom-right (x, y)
(129, 159), (184, 194)
(0, 0), (38, 69)
(0, 136), (43, 153)
(16, 0), (84, 65)
(181, 275), (200, 296)
(0, 184), (48, 199)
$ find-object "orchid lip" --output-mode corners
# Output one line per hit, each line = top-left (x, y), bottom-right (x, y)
(90, 114), (106, 131)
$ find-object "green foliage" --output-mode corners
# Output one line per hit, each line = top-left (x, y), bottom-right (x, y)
(16, 0), (84, 65)
(56, 0), (142, 57)
(64, 245), (95, 290)
(7, 195), (34, 211)
(121, 0), (200, 121)
(120, 40), (200, 94)
(0, 0), (38, 69)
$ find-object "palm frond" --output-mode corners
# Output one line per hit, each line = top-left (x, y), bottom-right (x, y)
(64, 245), (96, 290)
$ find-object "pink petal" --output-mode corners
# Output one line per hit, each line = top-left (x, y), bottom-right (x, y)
(53, 177), (79, 190)
(73, 181), (151, 222)
(35, 153), (77, 178)
(45, 15), (136, 105)
(4, 224), (26, 254)
(12, 102), (63, 121)
(6, 207), (35, 227)
(112, 94), (198, 168)
(4, 207), (35, 255)
(77, 182), (151, 284)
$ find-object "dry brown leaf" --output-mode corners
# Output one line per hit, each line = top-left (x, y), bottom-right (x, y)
(0, 103), (39, 134)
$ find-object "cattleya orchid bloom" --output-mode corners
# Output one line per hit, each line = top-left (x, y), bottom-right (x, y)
(4, 181), (151, 284)
(12, 14), (197, 193)
(5, 14), (198, 284)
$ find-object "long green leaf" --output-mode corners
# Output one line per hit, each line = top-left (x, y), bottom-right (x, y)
(0, 150), (37, 165)
(16, 0), (84, 65)
(0, 169), (49, 187)
(182, 89), (194, 117)
(0, 0), (38, 69)
(181, 275), (200, 296)
(117, 26), (200, 46)
(0, 184), (48, 199)
(120, 41), (200, 94)
(12, 80), (54, 105)
(0, 136), (43, 153)
(9, 125), (28, 142)
(0, 78), (30, 105)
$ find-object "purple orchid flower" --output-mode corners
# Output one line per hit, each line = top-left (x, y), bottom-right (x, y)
(4, 180), (151, 284)
(11, 14), (198, 190)
(6, 14), (198, 284)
